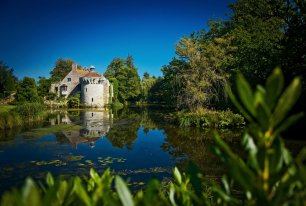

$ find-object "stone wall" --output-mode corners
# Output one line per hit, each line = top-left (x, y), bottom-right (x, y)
(60, 69), (81, 98)
(81, 77), (109, 107)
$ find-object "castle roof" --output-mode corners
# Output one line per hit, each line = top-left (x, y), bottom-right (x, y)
(85, 71), (101, 77)
(76, 69), (101, 78)
(76, 69), (90, 77)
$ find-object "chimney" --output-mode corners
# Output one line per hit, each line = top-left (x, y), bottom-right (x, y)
(72, 63), (77, 71)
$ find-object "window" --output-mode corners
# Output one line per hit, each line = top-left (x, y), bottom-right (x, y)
(67, 78), (71, 82)
(62, 86), (67, 91)
(86, 88), (87, 92)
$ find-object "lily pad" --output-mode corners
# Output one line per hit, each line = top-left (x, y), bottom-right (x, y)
(85, 160), (94, 165)
(63, 155), (84, 162)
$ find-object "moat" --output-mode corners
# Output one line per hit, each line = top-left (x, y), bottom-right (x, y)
(0, 109), (304, 194)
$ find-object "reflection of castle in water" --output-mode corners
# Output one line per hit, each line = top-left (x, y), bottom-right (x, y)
(80, 112), (111, 138)
(52, 111), (112, 148)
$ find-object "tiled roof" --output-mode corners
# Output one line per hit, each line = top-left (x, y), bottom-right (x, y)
(85, 71), (101, 77)
(76, 69), (101, 77)
(76, 69), (89, 77)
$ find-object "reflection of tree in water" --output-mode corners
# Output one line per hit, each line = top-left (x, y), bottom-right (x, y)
(0, 127), (22, 142)
(160, 126), (242, 176)
(105, 109), (141, 149)
(136, 109), (243, 177)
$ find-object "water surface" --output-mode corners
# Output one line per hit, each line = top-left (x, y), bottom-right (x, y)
(0, 109), (303, 194)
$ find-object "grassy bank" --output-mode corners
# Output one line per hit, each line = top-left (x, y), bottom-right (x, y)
(0, 105), (15, 113)
(177, 109), (245, 128)
(0, 103), (45, 130)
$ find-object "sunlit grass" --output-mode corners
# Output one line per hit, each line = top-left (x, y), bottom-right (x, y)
(0, 105), (15, 113)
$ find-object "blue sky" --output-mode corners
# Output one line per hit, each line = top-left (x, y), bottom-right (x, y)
(0, 0), (233, 79)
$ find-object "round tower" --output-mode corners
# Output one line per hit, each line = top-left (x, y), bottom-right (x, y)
(81, 75), (110, 108)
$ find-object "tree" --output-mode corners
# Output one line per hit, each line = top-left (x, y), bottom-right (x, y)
(281, 0), (306, 78)
(0, 62), (17, 98)
(104, 56), (141, 104)
(169, 29), (232, 111)
(50, 58), (80, 82)
(15, 77), (42, 103)
(141, 72), (157, 102)
(227, 0), (287, 85)
(37, 76), (52, 98)
(143, 72), (150, 79)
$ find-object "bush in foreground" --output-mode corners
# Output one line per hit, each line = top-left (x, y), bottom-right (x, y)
(1, 68), (306, 205)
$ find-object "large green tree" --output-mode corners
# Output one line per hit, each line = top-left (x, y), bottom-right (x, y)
(227, 0), (287, 84)
(104, 55), (141, 104)
(161, 28), (233, 111)
(141, 72), (157, 102)
(0, 62), (17, 99)
(15, 77), (41, 103)
(37, 76), (53, 99)
(50, 58), (80, 82)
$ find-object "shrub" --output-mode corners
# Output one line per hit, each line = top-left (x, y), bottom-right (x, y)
(67, 97), (80, 108)
(14, 102), (45, 119)
(0, 112), (22, 130)
(110, 101), (124, 110)
(178, 109), (245, 128)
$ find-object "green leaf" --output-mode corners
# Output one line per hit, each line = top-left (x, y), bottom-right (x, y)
(266, 67), (284, 110)
(236, 73), (255, 116)
(213, 133), (257, 191)
(74, 177), (91, 206)
(115, 176), (134, 206)
(226, 85), (254, 122)
(169, 186), (177, 206)
(187, 162), (202, 197)
(269, 138), (285, 174)
(274, 112), (304, 136)
(22, 178), (42, 206)
(90, 168), (100, 183)
(256, 102), (270, 130)
(173, 167), (182, 184)
(272, 77), (302, 127)
(46, 173), (54, 187)
(242, 133), (260, 171)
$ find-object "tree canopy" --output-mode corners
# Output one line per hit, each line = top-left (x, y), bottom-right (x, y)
(15, 77), (42, 103)
(104, 55), (141, 104)
(0, 62), (17, 99)
(50, 58), (80, 82)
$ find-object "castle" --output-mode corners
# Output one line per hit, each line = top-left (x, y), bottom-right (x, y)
(50, 63), (111, 108)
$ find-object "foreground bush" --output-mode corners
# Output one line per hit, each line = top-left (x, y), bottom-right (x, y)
(1, 68), (305, 205)
(178, 109), (245, 128)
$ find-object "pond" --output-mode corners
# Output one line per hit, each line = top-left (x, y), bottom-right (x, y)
(0, 108), (304, 194)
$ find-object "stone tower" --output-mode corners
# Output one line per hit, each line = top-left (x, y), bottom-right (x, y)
(80, 66), (110, 108)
